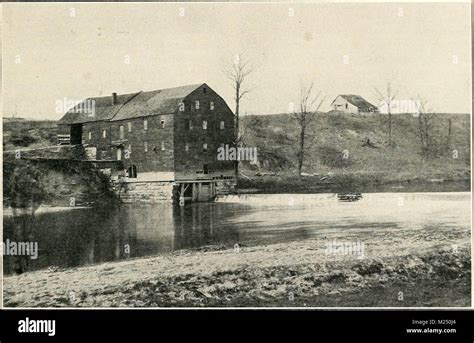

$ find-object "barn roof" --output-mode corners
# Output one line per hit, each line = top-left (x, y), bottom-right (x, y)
(112, 84), (203, 121)
(58, 84), (204, 124)
(332, 95), (377, 111)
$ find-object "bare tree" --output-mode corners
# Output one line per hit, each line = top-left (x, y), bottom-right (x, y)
(374, 81), (398, 147)
(412, 96), (437, 157)
(223, 54), (254, 179)
(292, 80), (325, 178)
(446, 118), (452, 149)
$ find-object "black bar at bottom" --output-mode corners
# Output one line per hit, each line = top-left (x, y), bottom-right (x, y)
(0, 309), (473, 342)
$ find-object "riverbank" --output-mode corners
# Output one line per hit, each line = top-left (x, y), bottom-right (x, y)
(2, 205), (91, 217)
(236, 172), (471, 194)
(3, 218), (470, 307)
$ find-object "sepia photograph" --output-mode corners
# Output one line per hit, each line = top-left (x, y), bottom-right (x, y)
(1, 1), (471, 311)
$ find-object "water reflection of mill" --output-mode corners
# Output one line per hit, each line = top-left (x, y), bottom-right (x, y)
(3, 203), (241, 274)
(4, 192), (470, 275)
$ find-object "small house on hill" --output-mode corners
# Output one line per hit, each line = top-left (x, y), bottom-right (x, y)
(330, 95), (377, 113)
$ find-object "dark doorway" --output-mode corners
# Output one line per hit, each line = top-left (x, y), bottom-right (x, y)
(70, 124), (83, 145)
(203, 164), (209, 174)
(127, 165), (138, 178)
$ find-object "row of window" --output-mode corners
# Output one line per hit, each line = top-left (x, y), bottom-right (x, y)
(179, 100), (215, 111)
(188, 120), (225, 130)
(92, 119), (161, 140)
(88, 119), (226, 140)
(118, 142), (224, 155)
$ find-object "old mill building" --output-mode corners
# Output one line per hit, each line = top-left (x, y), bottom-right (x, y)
(57, 83), (236, 203)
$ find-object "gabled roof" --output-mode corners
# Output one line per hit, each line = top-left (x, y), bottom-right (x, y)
(58, 83), (205, 124)
(112, 84), (203, 121)
(58, 92), (140, 125)
(331, 94), (377, 111)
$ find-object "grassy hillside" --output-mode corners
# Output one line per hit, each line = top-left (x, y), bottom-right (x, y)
(239, 112), (470, 191)
(3, 118), (58, 152)
(2, 113), (470, 193)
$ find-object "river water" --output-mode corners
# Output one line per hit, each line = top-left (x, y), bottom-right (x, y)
(3, 192), (471, 275)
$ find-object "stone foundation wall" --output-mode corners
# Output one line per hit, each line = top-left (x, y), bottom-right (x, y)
(114, 181), (175, 203)
(113, 179), (235, 204)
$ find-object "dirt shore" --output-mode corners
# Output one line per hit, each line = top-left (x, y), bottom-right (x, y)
(3, 220), (470, 308)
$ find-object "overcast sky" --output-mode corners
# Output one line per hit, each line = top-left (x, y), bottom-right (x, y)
(2, 2), (471, 119)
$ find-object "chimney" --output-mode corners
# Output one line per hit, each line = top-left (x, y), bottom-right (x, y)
(112, 92), (118, 105)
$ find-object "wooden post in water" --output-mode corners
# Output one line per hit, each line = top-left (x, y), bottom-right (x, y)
(179, 183), (185, 206)
(192, 183), (197, 202)
(210, 182), (215, 200)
